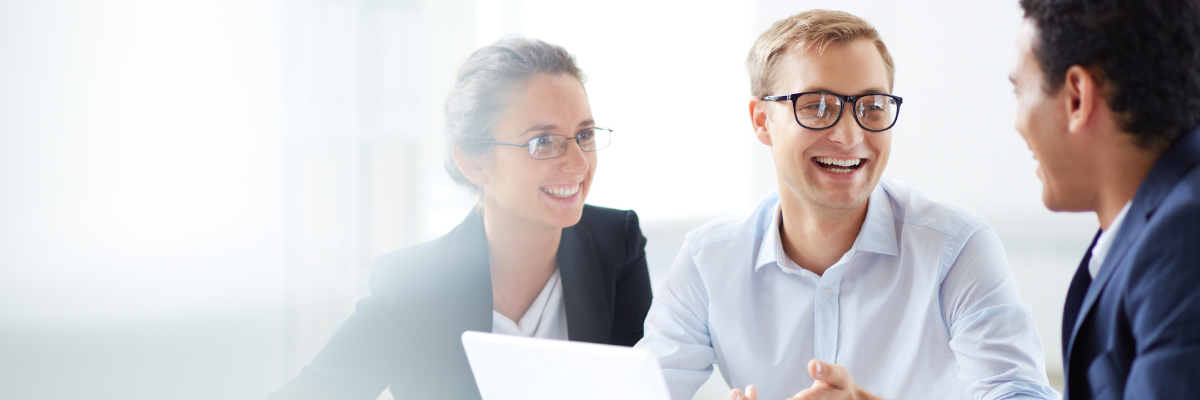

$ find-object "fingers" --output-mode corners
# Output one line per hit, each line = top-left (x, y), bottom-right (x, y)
(729, 384), (758, 400)
(806, 359), (852, 390)
(786, 387), (820, 400)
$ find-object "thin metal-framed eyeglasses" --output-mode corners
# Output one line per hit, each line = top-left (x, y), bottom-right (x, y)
(761, 92), (903, 132)
(485, 126), (613, 160)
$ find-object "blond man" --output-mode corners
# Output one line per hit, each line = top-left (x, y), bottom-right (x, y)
(634, 10), (1058, 400)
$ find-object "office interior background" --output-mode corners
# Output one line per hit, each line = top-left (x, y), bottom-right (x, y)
(0, 0), (1098, 399)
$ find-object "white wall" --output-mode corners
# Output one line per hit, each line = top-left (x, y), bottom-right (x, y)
(0, 1), (290, 398)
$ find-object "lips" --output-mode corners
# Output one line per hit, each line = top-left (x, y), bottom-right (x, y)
(541, 182), (581, 198)
(813, 156), (866, 174)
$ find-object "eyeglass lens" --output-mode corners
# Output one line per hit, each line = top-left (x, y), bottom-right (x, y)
(794, 93), (899, 131)
(527, 128), (612, 159)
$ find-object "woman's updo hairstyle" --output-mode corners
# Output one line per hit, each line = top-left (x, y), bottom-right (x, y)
(443, 37), (586, 194)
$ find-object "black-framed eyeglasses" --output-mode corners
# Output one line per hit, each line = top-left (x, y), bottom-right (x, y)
(761, 92), (903, 132)
(485, 127), (613, 160)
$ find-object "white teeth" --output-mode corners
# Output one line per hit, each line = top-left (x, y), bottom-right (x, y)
(542, 184), (580, 198)
(815, 156), (862, 167)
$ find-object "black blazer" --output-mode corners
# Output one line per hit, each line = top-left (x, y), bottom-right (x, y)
(268, 205), (652, 400)
(1062, 126), (1200, 399)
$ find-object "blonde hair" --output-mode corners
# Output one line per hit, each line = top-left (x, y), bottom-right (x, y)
(746, 10), (895, 97)
(443, 37), (585, 194)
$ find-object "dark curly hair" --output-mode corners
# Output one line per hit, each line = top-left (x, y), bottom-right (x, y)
(1020, 0), (1200, 148)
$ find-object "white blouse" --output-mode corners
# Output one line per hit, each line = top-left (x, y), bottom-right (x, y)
(491, 269), (568, 340)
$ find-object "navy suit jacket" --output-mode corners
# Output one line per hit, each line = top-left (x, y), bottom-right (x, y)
(1063, 126), (1200, 399)
(268, 205), (653, 400)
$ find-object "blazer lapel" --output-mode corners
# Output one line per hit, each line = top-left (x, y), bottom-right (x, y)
(445, 210), (493, 333)
(1065, 126), (1200, 365)
(1066, 207), (1146, 363)
(557, 223), (612, 344)
(1063, 231), (1100, 359)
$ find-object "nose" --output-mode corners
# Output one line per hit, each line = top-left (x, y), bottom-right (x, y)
(557, 138), (591, 175)
(825, 111), (866, 148)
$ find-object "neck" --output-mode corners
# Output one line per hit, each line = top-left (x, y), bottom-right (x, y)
(777, 190), (868, 276)
(481, 204), (562, 278)
(481, 200), (563, 321)
(1092, 136), (1163, 230)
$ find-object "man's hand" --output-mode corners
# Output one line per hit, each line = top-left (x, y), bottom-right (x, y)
(729, 384), (758, 400)
(787, 360), (881, 400)
(728, 360), (882, 400)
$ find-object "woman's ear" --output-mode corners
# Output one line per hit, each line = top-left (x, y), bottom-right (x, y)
(452, 145), (489, 187)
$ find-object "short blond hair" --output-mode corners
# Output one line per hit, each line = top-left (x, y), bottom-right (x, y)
(747, 10), (895, 97)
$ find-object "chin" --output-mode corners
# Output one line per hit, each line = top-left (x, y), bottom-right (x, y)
(540, 202), (585, 228)
(1042, 192), (1073, 212)
(1040, 185), (1086, 212)
(817, 181), (876, 210)
(819, 191), (870, 210)
(549, 212), (584, 229)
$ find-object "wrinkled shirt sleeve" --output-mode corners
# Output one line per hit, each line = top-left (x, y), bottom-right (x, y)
(941, 220), (1061, 400)
(635, 240), (718, 400)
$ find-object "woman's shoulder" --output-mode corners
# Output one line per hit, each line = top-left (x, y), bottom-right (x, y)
(366, 227), (460, 297)
(577, 204), (645, 260)
(578, 204), (641, 234)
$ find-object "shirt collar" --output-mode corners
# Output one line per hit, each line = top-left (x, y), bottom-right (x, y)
(1088, 200), (1133, 278)
(855, 182), (901, 257)
(754, 182), (900, 272)
(753, 200), (786, 272)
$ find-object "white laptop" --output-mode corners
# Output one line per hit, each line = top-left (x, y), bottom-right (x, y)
(461, 331), (672, 400)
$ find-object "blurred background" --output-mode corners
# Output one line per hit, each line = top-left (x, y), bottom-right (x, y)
(0, 0), (1097, 399)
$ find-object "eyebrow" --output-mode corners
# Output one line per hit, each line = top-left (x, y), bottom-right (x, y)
(519, 120), (596, 138)
(523, 124), (558, 135)
(801, 86), (890, 95)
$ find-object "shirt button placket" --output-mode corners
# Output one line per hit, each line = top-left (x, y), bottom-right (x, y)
(813, 268), (843, 363)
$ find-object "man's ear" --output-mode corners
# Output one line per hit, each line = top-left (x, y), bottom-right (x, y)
(1063, 65), (1099, 135)
(452, 145), (489, 187)
(749, 97), (773, 146)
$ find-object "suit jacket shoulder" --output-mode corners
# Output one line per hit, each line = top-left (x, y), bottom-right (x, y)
(367, 228), (456, 302)
(578, 204), (644, 268)
(1066, 126), (1200, 400)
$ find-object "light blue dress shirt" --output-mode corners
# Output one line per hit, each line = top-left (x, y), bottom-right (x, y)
(636, 178), (1059, 400)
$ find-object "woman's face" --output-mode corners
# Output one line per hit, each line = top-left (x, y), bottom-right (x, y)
(480, 73), (596, 229)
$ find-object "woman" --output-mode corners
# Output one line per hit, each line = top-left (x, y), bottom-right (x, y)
(268, 38), (652, 400)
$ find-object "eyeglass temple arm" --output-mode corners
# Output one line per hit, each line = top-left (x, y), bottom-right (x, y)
(760, 95), (790, 101)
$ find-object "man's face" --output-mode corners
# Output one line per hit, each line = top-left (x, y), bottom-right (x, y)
(760, 40), (892, 215)
(1011, 20), (1091, 211)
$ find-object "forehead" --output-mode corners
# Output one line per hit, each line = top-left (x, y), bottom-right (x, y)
(1012, 20), (1044, 81)
(774, 39), (890, 94)
(494, 73), (592, 138)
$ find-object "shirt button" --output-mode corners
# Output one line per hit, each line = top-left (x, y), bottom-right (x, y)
(822, 288), (832, 298)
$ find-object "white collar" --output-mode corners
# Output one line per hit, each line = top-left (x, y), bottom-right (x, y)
(1090, 200), (1133, 278)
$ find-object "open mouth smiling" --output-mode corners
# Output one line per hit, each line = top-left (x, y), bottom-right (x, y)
(812, 156), (867, 174)
(541, 182), (581, 198)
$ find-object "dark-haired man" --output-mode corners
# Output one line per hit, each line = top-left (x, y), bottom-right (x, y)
(1011, 0), (1200, 398)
